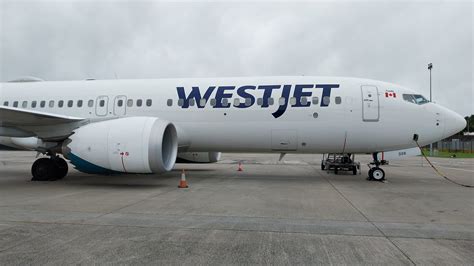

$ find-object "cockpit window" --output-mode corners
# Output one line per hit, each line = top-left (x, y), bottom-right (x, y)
(403, 94), (429, 105)
(413, 94), (429, 104)
(403, 94), (416, 104)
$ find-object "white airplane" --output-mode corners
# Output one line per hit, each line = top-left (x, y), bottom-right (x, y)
(0, 76), (466, 181)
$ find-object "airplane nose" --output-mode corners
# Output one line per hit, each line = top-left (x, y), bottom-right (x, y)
(444, 110), (466, 137)
(453, 113), (467, 132)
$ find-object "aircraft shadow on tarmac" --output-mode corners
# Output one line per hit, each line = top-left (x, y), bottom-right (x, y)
(50, 172), (171, 188)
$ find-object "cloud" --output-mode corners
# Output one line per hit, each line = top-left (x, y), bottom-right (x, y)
(1, 0), (472, 115)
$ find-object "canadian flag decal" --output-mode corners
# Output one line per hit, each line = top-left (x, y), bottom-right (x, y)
(385, 91), (396, 98)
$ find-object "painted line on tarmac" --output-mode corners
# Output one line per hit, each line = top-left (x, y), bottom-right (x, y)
(434, 166), (474, 173)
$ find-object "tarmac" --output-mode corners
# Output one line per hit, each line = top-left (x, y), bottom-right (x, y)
(0, 151), (473, 265)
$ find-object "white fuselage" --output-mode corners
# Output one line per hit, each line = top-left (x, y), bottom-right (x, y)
(0, 76), (466, 154)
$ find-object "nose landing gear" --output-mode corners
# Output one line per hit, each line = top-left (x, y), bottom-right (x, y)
(31, 155), (68, 181)
(367, 152), (385, 181)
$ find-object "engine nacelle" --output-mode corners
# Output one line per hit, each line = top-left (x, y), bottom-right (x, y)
(62, 117), (178, 174)
(176, 152), (221, 163)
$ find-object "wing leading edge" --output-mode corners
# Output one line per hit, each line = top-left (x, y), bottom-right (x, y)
(0, 106), (84, 126)
(0, 106), (86, 140)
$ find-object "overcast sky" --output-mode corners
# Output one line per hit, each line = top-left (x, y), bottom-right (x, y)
(1, 0), (472, 116)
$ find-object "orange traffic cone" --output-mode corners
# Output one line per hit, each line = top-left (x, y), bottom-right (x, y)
(178, 169), (189, 188)
(237, 161), (243, 172)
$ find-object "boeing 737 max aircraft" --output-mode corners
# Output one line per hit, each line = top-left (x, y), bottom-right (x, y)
(0, 76), (466, 181)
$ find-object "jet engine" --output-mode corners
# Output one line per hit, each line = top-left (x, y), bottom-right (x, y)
(176, 152), (221, 163)
(62, 117), (178, 174)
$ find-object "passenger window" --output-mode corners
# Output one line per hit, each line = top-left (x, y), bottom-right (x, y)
(188, 99), (195, 106)
(279, 97), (286, 106)
(210, 98), (216, 107)
(199, 99), (206, 107)
(31, 101), (37, 108)
(268, 98), (274, 106)
(167, 99), (173, 106)
(146, 99), (152, 107)
(301, 97), (308, 105)
(222, 98), (228, 106)
(88, 100), (94, 107)
(127, 99), (133, 107)
(312, 97), (319, 105)
(137, 99), (142, 107)
(77, 100), (83, 107)
(290, 97), (296, 105)
(335, 97), (342, 104)
(233, 98), (240, 107)
(67, 100), (73, 107)
(58, 100), (64, 108)
(49, 100), (54, 108)
(99, 100), (105, 107)
(3, 101), (8, 106)
(40, 101), (46, 108)
(22, 101), (27, 108)
(178, 99), (184, 107)
(117, 99), (123, 107)
(245, 98), (252, 107)
(13, 101), (18, 107)
(322, 96), (330, 105)
(257, 98), (263, 106)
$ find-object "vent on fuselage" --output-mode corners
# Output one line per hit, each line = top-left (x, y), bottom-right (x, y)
(7, 76), (44, 82)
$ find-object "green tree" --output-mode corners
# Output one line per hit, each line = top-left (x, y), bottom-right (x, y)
(464, 115), (474, 133)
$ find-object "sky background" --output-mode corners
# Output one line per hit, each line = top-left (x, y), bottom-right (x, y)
(1, 0), (472, 116)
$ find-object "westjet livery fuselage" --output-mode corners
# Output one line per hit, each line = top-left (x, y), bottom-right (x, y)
(0, 76), (466, 181)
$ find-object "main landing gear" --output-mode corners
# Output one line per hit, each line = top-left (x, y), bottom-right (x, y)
(367, 152), (385, 181)
(31, 155), (68, 181)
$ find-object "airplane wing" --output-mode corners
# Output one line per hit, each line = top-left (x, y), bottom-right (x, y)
(0, 106), (84, 126)
(0, 106), (86, 140)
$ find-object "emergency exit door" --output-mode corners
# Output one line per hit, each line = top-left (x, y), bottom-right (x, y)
(95, 95), (109, 116)
(114, 95), (127, 116)
(361, 85), (379, 121)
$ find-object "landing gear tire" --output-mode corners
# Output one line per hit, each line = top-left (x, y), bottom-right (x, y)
(369, 167), (385, 181)
(31, 158), (54, 181)
(31, 157), (68, 181)
(367, 168), (373, 180)
(352, 166), (357, 175)
(51, 157), (68, 180)
(321, 161), (325, 170)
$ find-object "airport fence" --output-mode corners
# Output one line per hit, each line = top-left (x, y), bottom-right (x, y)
(432, 139), (473, 153)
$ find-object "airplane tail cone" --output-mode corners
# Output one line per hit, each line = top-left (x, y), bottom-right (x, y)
(178, 169), (189, 188)
(238, 162), (243, 172)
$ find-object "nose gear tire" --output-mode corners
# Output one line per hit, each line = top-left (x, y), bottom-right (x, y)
(369, 167), (385, 181)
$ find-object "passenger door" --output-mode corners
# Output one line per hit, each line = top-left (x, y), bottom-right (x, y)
(95, 95), (109, 116)
(361, 85), (379, 121)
